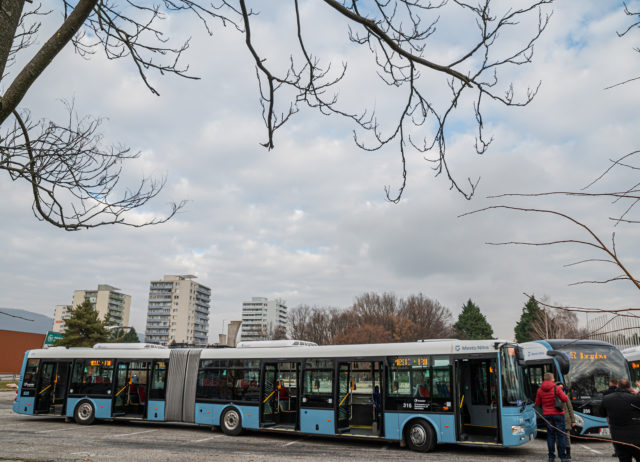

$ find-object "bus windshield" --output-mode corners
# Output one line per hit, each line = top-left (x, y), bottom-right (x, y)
(500, 346), (524, 406)
(557, 344), (628, 400)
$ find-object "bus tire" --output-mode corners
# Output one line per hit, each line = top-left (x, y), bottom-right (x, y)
(74, 401), (95, 425)
(404, 419), (435, 452)
(220, 407), (242, 436)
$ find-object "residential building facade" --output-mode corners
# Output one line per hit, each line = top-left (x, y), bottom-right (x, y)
(240, 297), (287, 341)
(71, 284), (131, 328)
(144, 275), (211, 346)
(52, 305), (72, 333)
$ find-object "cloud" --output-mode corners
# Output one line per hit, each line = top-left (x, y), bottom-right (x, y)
(2, 2), (640, 343)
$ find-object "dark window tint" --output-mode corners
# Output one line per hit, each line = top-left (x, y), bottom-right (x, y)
(69, 359), (115, 395)
(22, 359), (39, 389)
(149, 361), (168, 400)
(196, 366), (260, 402)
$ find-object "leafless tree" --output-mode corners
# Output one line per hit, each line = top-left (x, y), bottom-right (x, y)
(527, 296), (590, 340)
(238, 0), (552, 201)
(1, 1), (552, 231)
(459, 6), (640, 335)
(398, 293), (455, 339)
(289, 292), (454, 344)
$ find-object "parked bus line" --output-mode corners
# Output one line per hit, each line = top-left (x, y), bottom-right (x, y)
(13, 340), (536, 452)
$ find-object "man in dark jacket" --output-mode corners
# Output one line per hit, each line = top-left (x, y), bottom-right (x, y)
(604, 378), (620, 459)
(536, 372), (569, 462)
(604, 378), (619, 396)
(601, 378), (640, 462)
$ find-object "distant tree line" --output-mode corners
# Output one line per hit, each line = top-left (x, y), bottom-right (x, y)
(287, 292), (494, 345)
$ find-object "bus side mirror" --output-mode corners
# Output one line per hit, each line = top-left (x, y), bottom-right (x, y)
(515, 346), (525, 365)
(547, 350), (570, 376)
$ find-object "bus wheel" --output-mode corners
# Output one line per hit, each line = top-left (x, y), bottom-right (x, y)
(220, 407), (242, 436)
(405, 420), (435, 452)
(74, 401), (95, 425)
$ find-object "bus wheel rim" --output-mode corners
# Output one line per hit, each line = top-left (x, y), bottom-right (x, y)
(409, 424), (427, 446)
(78, 403), (92, 420)
(224, 410), (239, 429)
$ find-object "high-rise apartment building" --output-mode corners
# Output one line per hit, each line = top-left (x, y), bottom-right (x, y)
(52, 305), (72, 333)
(240, 297), (287, 341)
(144, 275), (211, 346)
(70, 284), (131, 328)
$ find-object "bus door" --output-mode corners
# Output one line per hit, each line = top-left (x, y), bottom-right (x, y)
(455, 356), (499, 444)
(336, 362), (350, 432)
(276, 362), (300, 428)
(261, 363), (277, 426)
(35, 361), (71, 415)
(335, 361), (383, 436)
(113, 360), (150, 418)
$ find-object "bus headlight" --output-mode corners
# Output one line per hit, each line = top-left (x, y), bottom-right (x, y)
(574, 413), (584, 428)
(512, 425), (525, 435)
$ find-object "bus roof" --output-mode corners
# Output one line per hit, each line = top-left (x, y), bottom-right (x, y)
(623, 346), (640, 361)
(25, 339), (510, 360)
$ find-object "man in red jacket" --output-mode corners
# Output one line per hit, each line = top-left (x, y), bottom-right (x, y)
(536, 372), (570, 462)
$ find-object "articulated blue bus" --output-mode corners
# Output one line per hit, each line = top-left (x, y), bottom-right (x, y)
(13, 340), (536, 452)
(520, 339), (630, 437)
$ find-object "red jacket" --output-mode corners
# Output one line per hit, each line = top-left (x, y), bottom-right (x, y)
(535, 380), (568, 416)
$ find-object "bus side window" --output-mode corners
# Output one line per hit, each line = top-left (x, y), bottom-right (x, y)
(69, 360), (114, 395)
(150, 361), (168, 400)
(431, 357), (452, 410)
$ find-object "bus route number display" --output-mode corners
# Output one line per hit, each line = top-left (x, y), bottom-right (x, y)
(394, 357), (429, 367)
(632, 361), (639, 370)
(89, 360), (112, 367)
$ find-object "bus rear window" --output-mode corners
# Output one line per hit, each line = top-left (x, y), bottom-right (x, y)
(22, 359), (39, 389)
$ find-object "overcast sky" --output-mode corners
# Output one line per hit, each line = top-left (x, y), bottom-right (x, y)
(1, 1), (639, 342)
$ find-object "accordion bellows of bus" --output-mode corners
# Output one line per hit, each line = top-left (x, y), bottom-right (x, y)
(14, 339), (536, 452)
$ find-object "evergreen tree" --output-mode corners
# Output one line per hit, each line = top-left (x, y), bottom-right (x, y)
(514, 296), (542, 342)
(110, 326), (140, 343)
(54, 300), (109, 347)
(454, 299), (494, 340)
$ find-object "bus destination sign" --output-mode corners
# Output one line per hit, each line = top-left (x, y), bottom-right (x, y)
(566, 351), (607, 360)
(394, 357), (429, 367)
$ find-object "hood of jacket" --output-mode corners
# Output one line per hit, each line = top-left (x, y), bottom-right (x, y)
(539, 380), (556, 392)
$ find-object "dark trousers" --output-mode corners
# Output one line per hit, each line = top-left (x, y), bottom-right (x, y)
(614, 442), (640, 462)
(544, 414), (567, 460)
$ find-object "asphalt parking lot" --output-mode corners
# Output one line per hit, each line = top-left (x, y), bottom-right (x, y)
(0, 392), (615, 461)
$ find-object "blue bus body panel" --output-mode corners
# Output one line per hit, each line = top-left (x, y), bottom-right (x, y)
(13, 396), (35, 415)
(500, 405), (537, 447)
(300, 408), (334, 435)
(384, 412), (456, 443)
(194, 403), (260, 430)
(66, 397), (112, 419)
(13, 352), (33, 415)
(147, 400), (166, 421)
(577, 412), (607, 435)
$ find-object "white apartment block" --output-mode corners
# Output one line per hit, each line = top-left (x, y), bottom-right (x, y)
(240, 297), (288, 341)
(52, 305), (72, 333)
(69, 284), (131, 328)
(144, 275), (211, 346)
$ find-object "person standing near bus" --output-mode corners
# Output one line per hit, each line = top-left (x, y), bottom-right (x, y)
(535, 372), (569, 462)
(601, 378), (640, 462)
(558, 383), (575, 460)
